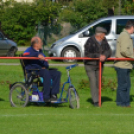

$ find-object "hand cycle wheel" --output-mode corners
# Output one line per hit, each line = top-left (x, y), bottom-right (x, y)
(68, 87), (80, 109)
(9, 83), (29, 107)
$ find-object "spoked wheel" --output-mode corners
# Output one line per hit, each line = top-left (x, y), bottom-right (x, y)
(9, 83), (29, 107)
(68, 87), (80, 109)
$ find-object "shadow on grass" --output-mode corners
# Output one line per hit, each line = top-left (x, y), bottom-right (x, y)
(0, 98), (5, 101)
(27, 102), (68, 108)
(87, 96), (113, 104)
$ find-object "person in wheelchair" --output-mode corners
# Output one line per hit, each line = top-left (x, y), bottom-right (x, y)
(23, 36), (61, 102)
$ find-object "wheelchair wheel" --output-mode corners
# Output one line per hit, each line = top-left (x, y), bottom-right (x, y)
(68, 87), (80, 109)
(9, 83), (29, 107)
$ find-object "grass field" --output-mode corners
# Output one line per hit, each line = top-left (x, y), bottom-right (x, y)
(0, 65), (134, 134)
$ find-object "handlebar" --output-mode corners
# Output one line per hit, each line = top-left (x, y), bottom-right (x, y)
(66, 64), (78, 70)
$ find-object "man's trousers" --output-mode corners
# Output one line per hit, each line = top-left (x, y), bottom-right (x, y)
(115, 67), (131, 106)
(38, 69), (61, 100)
(84, 65), (100, 103)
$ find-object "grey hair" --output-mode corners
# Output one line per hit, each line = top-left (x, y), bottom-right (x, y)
(31, 37), (39, 46)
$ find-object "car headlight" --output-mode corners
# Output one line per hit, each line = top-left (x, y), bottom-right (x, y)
(51, 41), (64, 49)
(56, 41), (64, 46)
(51, 43), (56, 49)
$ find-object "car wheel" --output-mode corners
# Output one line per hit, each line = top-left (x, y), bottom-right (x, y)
(61, 47), (80, 62)
(7, 47), (16, 57)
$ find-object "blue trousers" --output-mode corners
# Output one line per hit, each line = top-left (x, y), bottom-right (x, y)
(38, 69), (61, 100)
(115, 67), (131, 106)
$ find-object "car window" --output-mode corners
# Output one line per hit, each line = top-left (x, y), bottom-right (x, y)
(88, 20), (112, 36)
(116, 19), (134, 34)
(71, 21), (95, 34)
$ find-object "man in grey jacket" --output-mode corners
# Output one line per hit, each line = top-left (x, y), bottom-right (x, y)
(114, 20), (134, 107)
(84, 27), (111, 107)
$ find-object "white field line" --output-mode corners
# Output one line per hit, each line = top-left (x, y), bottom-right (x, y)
(0, 113), (134, 117)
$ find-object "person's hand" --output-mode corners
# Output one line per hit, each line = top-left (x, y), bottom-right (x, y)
(44, 58), (48, 62)
(38, 54), (45, 60)
(38, 54), (48, 62)
(99, 55), (106, 62)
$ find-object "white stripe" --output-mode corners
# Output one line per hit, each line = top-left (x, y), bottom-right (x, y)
(0, 113), (134, 117)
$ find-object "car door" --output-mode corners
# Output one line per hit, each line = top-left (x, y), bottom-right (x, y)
(115, 19), (134, 47)
(79, 19), (116, 57)
(0, 32), (8, 56)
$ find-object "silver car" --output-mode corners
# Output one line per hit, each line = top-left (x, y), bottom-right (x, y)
(49, 15), (134, 62)
(0, 32), (18, 56)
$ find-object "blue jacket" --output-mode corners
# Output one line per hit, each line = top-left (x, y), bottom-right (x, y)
(23, 46), (49, 70)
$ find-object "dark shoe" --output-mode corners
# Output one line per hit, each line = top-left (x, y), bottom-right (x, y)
(94, 102), (99, 107)
(44, 102), (51, 107)
(51, 95), (57, 102)
(44, 98), (51, 102)
(125, 105), (131, 108)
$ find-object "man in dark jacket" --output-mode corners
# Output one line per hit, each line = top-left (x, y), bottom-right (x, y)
(84, 27), (111, 107)
(23, 36), (61, 102)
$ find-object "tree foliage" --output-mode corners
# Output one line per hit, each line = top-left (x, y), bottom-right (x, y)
(122, 0), (134, 14)
(0, 0), (134, 46)
(0, 0), (60, 45)
(60, 0), (118, 30)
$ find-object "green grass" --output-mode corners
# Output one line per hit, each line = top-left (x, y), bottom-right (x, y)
(0, 66), (134, 134)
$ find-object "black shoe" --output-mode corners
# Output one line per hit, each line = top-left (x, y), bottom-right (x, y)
(94, 102), (99, 107)
(44, 98), (51, 102)
(44, 102), (51, 107)
(51, 95), (57, 102)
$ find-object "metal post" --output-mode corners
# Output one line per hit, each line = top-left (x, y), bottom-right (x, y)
(99, 61), (102, 107)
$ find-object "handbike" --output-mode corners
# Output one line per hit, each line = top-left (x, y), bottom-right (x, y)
(9, 64), (80, 109)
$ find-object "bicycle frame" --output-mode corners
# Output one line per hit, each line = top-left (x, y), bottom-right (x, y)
(58, 69), (75, 102)
(28, 64), (78, 104)
(9, 62), (80, 108)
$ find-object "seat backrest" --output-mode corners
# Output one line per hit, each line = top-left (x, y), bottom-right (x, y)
(19, 54), (27, 81)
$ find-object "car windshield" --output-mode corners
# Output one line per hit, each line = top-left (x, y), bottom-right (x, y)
(71, 20), (98, 34)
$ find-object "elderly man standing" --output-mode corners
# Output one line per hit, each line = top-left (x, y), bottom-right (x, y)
(23, 36), (61, 102)
(114, 20), (134, 107)
(84, 27), (111, 107)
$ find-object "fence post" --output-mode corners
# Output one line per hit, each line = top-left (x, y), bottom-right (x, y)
(99, 61), (102, 107)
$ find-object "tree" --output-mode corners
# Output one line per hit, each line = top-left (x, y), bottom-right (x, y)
(0, 0), (60, 45)
(122, 0), (134, 14)
(60, 0), (118, 30)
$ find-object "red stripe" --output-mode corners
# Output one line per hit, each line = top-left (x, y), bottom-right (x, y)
(23, 52), (30, 56)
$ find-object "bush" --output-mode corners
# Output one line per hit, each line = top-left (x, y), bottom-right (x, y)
(60, 0), (118, 30)
(0, 0), (60, 46)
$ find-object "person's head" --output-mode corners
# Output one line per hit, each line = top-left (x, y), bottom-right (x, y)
(31, 36), (43, 50)
(125, 20), (134, 34)
(95, 27), (107, 41)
